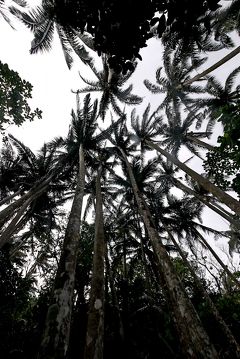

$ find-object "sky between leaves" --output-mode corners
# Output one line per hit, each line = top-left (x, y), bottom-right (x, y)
(0, 1), (240, 269)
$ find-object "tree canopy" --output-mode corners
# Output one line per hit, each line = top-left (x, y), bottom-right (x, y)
(1, 1), (240, 359)
(0, 61), (42, 132)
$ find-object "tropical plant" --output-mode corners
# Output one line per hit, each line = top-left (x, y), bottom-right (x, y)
(144, 49), (207, 111)
(10, 0), (93, 68)
(0, 61), (42, 132)
(192, 66), (240, 131)
(75, 55), (142, 119)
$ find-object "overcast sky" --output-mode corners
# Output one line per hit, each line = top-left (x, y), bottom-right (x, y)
(0, 2), (240, 269)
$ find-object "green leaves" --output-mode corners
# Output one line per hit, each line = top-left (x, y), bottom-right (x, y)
(0, 61), (42, 132)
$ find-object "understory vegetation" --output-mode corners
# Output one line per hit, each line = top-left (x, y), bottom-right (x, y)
(0, 1), (240, 358)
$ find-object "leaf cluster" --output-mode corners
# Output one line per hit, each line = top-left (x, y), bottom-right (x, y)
(40, 0), (222, 73)
(0, 61), (42, 132)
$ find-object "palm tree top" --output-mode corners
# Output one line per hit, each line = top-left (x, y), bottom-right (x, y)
(75, 56), (142, 119)
(10, 1), (93, 68)
(144, 49), (207, 109)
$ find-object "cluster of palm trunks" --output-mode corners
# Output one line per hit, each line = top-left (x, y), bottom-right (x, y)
(1, 0), (240, 358)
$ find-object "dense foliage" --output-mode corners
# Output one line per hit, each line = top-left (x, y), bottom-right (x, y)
(0, 61), (42, 132)
(1, 0), (240, 358)
(204, 101), (240, 196)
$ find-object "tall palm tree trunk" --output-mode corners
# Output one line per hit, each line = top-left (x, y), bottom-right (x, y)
(105, 244), (125, 343)
(147, 141), (240, 215)
(172, 177), (240, 230)
(0, 196), (32, 249)
(38, 144), (86, 359)
(194, 229), (240, 290)
(84, 164), (105, 359)
(164, 224), (240, 358)
(119, 146), (219, 359)
(186, 135), (216, 152)
(0, 184), (48, 248)
(0, 173), (54, 228)
(183, 45), (240, 86)
(0, 189), (22, 207)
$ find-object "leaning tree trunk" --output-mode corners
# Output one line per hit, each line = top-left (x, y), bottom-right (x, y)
(0, 184), (48, 248)
(183, 45), (240, 86)
(37, 144), (86, 359)
(171, 177), (240, 230)
(194, 229), (240, 290)
(119, 147), (219, 359)
(0, 196), (32, 249)
(84, 164), (105, 359)
(147, 141), (240, 216)
(0, 189), (22, 207)
(0, 173), (54, 228)
(163, 224), (240, 358)
(186, 135), (216, 152)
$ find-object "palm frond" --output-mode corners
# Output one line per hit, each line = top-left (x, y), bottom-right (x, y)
(109, 94), (124, 117)
(56, 24), (73, 69)
(10, 6), (45, 31)
(144, 79), (163, 94)
(65, 31), (93, 65)
(78, 72), (99, 87)
(30, 18), (55, 53)
(225, 65), (240, 94)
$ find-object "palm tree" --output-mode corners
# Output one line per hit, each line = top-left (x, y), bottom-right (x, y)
(10, 0), (93, 68)
(75, 55), (142, 119)
(191, 66), (240, 131)
(108, 121), (219, 358)
(213, 0), (240, 38)
(84, 162), (105, 359)
(183, 46), (240, 87)
(140, 188), (240, 356)
(37, 94), (95, 359)
(38, 94), (124, 359)
(162, 195), (240, 289)
(160, 103), (211, 157)
(122, 152), (219, 358)
(0, 139), (24, 204)
(162, 225), (240, 358)
(0, 137), (66, 248)
(130, 104), (240, 220)
(160, 10), (234, 57)
(146, 140), (240, 216)
(144, 48), (207, 110)
(0, 0), (26, 27)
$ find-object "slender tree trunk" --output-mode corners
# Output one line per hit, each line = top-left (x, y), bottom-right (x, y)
(195, 229), (240, 290)
(0, 189), (22, 207)
(0, 185), (48, 248)
(122, 232), (127, 279)
(164, 225), (240, 358)
(38, 144), (86, 359)
(172, 177), (240, 230)
(183, 45), (240, 86)
(135, 213), (152, 291)
(211, 199), (238, 218)
(0, 196), (32, 249)
(147, 140), (240, 216)
(186, 135), (216, 152)
(84, 164), (105, 359)
(105, 244), (125, 343)
(119, 147), (219, 359)
(0, 174), (54, 228)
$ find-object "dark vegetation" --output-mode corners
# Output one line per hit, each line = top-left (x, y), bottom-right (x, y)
(1, 0), (240, 358)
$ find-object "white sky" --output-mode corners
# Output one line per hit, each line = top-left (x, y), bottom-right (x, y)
(0, 2), (240, 271)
